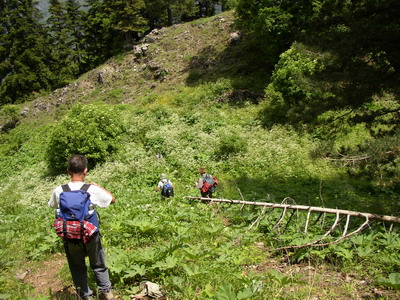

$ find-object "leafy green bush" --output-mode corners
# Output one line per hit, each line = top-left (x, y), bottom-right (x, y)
(214, 133), (247, 159)
(260, 42), (334, 127)
(0, 104), (20, 132)
(46, 104), (124, 174)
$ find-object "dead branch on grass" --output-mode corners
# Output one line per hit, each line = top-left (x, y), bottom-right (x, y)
(186, 196), (400, 250)
(185, 196), (400, 224)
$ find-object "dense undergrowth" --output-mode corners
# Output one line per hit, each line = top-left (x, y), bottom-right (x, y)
(0, 11), (399, 300)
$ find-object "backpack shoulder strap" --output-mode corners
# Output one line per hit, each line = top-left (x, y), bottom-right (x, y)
(61, 184), (71, 192)
(80, 184), (91, 192)
(61, 184), (91, 192)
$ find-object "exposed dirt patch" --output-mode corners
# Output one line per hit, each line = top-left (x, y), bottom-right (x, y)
(23, 253), (77, 299)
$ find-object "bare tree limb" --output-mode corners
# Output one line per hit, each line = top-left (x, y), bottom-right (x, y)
(273, 206), (287, 230)
(185, 196), (400, 224)
(312, 217), (369, 247)
(234, 206), (268, 245)
(275, 212), (341, 251)
(305, 208), (312, 233)
(342, 215), (351, 237)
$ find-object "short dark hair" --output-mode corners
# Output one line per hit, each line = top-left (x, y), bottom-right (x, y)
(67, 155), (87, 174)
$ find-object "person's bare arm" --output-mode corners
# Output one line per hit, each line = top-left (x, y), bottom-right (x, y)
(90, 182), (116, 204)
(195, 178), (203, 189)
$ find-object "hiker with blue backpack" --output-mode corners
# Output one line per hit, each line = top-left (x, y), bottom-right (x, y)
(48, 155), (116, 300)
(155, 173), (174, 199)
(195, 167), (218, 198)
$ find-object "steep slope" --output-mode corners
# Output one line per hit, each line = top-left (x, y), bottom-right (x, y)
(18, 11), (263, 121)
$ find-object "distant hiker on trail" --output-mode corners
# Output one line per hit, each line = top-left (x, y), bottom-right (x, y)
(195, 167), (218, 198)
(48, 155), (116, 300)
(155, 173), (174, 199)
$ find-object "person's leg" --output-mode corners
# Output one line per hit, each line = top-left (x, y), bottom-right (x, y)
(85, 233), (112, 294)
(64, 240), (93, 298)
(200, 191), (210, 203)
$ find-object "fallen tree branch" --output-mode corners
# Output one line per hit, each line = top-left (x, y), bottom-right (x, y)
(275, 212), (341, 251)
(312, 217), (369, 248)
(342, 215), (351, 237)
(275, 217), (370, 251)
(234, 206), (268, 245)
(185, 196), (400, 224)
(304, 208), (312, 233)
(273, 206), (287, 230)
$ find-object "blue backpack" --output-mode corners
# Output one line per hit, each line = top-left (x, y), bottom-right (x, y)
(57, 184), (99, 233)
(161, 181), (174, 197)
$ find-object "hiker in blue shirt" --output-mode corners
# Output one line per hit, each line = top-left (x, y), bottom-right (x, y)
(48, 155), (116, 300)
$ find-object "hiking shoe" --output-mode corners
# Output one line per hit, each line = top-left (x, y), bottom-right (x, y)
(98, 290), (115, 300)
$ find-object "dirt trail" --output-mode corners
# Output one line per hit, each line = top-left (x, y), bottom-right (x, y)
(24, 253), (76, 299)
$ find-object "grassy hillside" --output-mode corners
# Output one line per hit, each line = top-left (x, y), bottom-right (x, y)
(0, 11), (399, 299)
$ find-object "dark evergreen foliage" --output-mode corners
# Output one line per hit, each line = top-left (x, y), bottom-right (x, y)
(64, 0), (86, 72)
(47, 0), (81, 85)
(0, 0), (231, 104)
(236, 0), (400, 128)
(0, 0), (54, 104)
(144, 0), (197, 27)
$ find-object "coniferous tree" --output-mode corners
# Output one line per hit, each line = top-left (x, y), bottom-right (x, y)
(82, 0), (118, 70)
(220, 0), (237, 11)
(104, 0), (148, 46)
(65, 0), (85, 72)
(0, 0), (53, 104)
(47, 0), (80, 85)
(144, 0), (197, 27)
(197, 0), (220, 17)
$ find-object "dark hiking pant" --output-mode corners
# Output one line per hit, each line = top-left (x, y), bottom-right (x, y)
(201, 191), (213, 198)
(64, 232), (111, 298)
(200, 191), (213, 203)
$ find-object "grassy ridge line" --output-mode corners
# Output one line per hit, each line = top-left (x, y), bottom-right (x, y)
(4, 11), (238, 123)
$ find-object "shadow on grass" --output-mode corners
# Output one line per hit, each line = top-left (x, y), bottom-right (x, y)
(184, 33), (272, 105)
(38, 285), (79, 300)
(218, 174), (398, 217)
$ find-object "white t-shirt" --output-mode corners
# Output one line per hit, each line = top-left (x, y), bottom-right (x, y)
(48, 182), (112, 208)
(157, 179), (172, 189)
